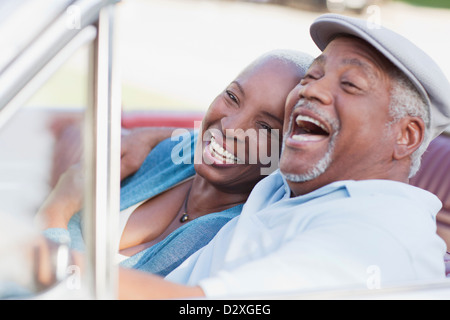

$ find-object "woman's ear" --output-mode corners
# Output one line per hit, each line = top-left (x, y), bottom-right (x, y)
(393, 117), (425, 160)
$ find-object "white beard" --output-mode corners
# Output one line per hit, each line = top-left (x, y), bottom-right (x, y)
(279, 99), (340, 183)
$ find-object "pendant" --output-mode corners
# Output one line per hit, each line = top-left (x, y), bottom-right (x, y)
(180, 213), (189, 223)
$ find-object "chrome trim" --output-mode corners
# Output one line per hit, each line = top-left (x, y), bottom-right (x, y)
(83, 4), (121, 300)
(0, 0), (109, 113)
(0, 26), (96, 129)
(0, 0), (121, 299)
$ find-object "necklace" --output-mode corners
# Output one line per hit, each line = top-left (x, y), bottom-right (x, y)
(179, 184), (192, 223)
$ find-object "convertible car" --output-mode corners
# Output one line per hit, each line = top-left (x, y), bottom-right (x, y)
(0, 0), (449, 300)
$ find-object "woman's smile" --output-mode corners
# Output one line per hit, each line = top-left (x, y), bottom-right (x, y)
(202, 133), (242, 167)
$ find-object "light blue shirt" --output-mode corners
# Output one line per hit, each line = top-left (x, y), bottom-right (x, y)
(166, 170), (447, 297)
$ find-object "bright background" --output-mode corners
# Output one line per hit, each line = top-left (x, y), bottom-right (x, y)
(27, 0), (450, 113)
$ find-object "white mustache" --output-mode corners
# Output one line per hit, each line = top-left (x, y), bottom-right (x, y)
(291, 99), (340, 133)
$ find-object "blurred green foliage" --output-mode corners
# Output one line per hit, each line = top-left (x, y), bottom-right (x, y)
(396, 0), (450, 9)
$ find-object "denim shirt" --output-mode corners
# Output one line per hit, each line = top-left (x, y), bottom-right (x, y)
(44, 130), (243, 276)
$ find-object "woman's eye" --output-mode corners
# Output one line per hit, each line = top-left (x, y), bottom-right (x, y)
(259, 122), (272, 132)
(226, 90), (238, 103)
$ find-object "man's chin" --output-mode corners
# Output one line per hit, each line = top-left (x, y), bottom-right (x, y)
(280, 141), (333, 184)
(280, 168), (331, 197)
(279, 157), (332, 192)
(280, 156), (329, 182)
(280, 168), (321, 183)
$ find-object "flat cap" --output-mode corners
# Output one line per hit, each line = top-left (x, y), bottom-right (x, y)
(310, 13), (450, 139)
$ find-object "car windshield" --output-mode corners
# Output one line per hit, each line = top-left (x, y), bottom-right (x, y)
(0, 0), (74, 73)
(0, 0), (449, 301)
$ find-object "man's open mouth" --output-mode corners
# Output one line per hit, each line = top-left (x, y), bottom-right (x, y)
(291, 115), (330, 142)
(208, 135), (241, 164)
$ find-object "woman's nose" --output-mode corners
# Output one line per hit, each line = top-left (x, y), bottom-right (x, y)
(220, 112), (253, 144)
(220, 112), (247, 133)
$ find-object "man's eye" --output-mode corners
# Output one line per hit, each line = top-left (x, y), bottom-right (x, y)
(306, 74), (318, 79)
(341, 81), (362, 93)
(303, 74), (317, 81)
(342, 81), (356, 87)
(300, 74), (319, 85)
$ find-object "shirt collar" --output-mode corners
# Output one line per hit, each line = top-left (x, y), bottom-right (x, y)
(278, 170), (351, 203)
(278, 172), (442, 216)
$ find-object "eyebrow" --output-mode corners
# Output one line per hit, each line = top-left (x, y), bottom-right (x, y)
(261, 111), (283, 127)
(342, 58), (374, 72)
(311, 55), (326, 67)
(311, 55), (377, 80)
(312, 55), (372, 70)
(342, 58), (378, 82)
(230, 80), (246, 98)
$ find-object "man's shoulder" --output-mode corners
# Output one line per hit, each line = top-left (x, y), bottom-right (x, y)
(323, 180), (442, 230)
(344, 179), (441, 208)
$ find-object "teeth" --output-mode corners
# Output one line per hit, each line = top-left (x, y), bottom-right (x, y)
(292, 134), (324, 142)
(209, 136), (240, 163)
(295, 115), (328, 133)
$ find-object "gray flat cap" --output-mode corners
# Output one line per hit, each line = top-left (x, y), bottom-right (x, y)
(310, 13), (450, 139)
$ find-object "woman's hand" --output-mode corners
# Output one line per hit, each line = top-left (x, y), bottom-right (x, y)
(35, 164), (84, 230)
(120, 127), (175, 180)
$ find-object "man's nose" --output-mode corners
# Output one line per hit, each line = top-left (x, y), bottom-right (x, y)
(298, 78), (333, 106)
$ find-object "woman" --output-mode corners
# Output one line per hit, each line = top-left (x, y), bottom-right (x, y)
(36, 50), (313, 276)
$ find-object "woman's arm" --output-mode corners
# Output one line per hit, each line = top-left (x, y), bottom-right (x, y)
(37, 126), (175, 229)
(35, 164), (84, 230)
(118, 267), (205, 300)
(120, 127), (176, 180)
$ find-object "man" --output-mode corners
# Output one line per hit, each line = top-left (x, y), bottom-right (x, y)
(119, 14), (450, 299)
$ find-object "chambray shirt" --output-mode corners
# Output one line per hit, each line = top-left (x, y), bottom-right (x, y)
(166, 170), (447, 297)
(44, 131), (242, 276)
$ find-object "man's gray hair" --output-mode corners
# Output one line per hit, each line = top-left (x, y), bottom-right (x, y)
(388, 69), (431, 178)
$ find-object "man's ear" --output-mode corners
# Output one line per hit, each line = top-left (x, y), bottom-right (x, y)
(393, 117), (425, 160)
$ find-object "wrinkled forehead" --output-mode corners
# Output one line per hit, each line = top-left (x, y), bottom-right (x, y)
(319, 35), (395, 76)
